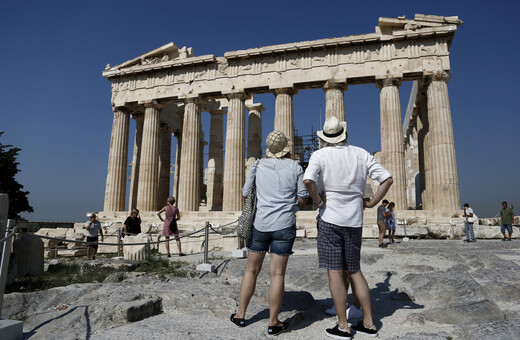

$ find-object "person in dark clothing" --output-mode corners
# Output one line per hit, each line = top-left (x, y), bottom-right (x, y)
(124, 208), (141, 237)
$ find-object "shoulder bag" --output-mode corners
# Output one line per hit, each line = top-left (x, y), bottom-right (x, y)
(236, 161), (259, 240)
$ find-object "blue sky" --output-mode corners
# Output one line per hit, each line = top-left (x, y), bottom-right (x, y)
(1, 0), (518, 221)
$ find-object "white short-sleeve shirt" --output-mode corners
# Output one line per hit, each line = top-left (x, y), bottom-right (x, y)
(303, 145), (392, 227)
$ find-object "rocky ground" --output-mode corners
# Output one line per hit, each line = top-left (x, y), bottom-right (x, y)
(4, 238), (520, 339)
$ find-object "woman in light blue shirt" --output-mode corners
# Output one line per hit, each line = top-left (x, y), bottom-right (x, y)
(230, 131), (308, 336)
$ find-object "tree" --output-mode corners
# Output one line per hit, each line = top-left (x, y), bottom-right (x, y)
(0, 132), (33, 220)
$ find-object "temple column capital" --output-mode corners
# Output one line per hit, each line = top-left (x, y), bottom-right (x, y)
(323, 80), (347, 92)
(245, 103), (265, 113)
(140, 99), (167, 110)
(272, 87), (297, 96)
(423, 70), (451, 85)
(376, 76), (402, 89)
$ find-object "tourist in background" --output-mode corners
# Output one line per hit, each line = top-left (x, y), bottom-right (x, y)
(377, 200), (389, 248)
(500, 201), (515, 241)
(384, 202), (396, 244)
(124, 208), (141, 237)
(85, 213), (104, 260)
(462, 203), (476, 242)
(303, 116), (393, 339)
(157, 196), (184, 257)
(230, 131), (308, 336)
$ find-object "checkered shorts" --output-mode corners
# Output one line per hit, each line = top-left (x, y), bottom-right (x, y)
(317, 217), (362, 271)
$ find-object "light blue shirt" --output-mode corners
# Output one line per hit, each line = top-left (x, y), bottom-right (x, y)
(242, 158), (308, 232)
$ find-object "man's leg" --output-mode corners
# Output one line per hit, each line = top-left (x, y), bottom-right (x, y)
(92, 245), (97, 259)
(235, 251), (265, 319)
(469, 222), (476, 241)
(377, 222), (384, 245)
(87, 246), (91, 260)
(268, 253), (290, 327)
(348, 270), (374, 328)
(507, 225), (513, 239)
(328, 269), (349, 330)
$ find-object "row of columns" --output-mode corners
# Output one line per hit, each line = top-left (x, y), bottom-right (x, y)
(103, 73), (459, 213)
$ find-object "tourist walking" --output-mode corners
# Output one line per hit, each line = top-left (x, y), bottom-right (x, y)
(384, 202), (396, 243)
(85, 213), (104, 260)
(123, 208), (141, 237)
(377, 200), (389, 248)
(157, 197), (184, 257)
(303, 116), (393, 339)
(462, 203), (476, 242)
(500, 201), (515, 241)
(230, 131), (308, 336)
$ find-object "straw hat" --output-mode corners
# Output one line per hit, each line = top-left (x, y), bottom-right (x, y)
(317, 116), (347, 144)
(265, 131), (292, 158)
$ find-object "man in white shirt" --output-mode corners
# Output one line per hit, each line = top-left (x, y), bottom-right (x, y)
(462, 203), (476, 242)
(304, 116), (393, 339)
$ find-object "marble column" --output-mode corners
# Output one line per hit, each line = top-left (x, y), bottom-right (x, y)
(103, 106), (130, 212)
(136, 101), (162, 211)
(246, 103), (264, 177)
(377, 77), (407, 210)
(223, 93), (246, 211)
(426, 71), (460, 210)
(172, 131), (182, 200)
(274, 88), (295, 157)
(158, 124), (172, 209)
(207, 109), (225, 211)
(199, 128), (207, 206)
(323, 80), (347, 122)
(178, 98), (201, 211)
(128, 114), (143, 210)
(416, 87), (431, 210)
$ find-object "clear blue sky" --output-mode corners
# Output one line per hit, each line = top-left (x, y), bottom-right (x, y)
(1, 0), (518, 221)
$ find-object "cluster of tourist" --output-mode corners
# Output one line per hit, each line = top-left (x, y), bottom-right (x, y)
(230, 117), (393, 339)
(84, 197), (185, 260)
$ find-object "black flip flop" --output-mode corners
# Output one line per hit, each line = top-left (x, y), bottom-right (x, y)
(230, 313), (246, 327)
(268, 321), (288, 336)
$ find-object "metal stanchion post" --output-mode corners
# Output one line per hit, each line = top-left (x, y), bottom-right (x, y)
(196, 221), (214, 272)
(203, 221), (209, 264)
(117, 228), (121, 258)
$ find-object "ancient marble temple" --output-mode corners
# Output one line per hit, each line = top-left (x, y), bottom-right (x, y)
(101, 14), (463, 213)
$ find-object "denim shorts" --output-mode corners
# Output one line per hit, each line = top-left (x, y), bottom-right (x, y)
(501, 224), (513, 234)
(247, 225), (296, 256)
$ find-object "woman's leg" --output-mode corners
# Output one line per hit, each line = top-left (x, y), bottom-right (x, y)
(165, 236), (170, 255)
(268, 253), (290, 327)
(175, 235), (182, 254)
(235, 251), (265, 319)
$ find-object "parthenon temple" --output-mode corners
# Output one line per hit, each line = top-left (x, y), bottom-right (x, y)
(101, 14), (463, 216)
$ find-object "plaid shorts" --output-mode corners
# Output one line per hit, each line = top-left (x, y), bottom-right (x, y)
(317, 217), (362, 271)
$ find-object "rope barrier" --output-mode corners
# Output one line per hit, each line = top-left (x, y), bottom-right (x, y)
(23, 219), (240, 248)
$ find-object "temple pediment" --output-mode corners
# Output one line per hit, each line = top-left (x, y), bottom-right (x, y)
(104, 42), (208, 75)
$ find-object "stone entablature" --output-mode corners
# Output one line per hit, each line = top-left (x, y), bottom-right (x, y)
(103, 14), (463, 107)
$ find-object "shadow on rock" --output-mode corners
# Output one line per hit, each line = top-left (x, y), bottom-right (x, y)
(246, 290), (328, 331)
(23, 305), (91, 340)
(370, 271), (424, 328)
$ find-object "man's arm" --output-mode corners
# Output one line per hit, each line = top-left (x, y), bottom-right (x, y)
(364, 178), (393, 209)
(304, 179), (325, 209)
(99, 224), (104, 240)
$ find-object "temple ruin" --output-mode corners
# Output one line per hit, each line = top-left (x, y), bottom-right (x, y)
(101, 14), (463, 217)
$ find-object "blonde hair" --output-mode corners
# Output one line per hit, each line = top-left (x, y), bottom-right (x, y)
(131, 208), (139, 214)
